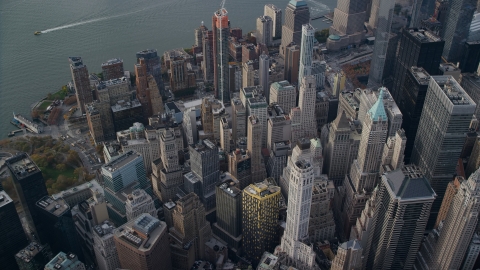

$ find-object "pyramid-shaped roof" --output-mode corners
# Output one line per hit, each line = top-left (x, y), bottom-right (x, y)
(368, 87), (388, 121)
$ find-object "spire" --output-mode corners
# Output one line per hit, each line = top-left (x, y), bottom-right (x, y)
(368, 87), (388, 121)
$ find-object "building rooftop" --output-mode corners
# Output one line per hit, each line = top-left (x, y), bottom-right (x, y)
(103, 150), (141, 173)
(114, 214), (166, 251)
(295, 159), (311, 170)
(136, 49), (158, 59)
(111, 99), (142, 112)
(265, 4), (281, 11)
(37, 196), (70, 217)
(165, 101), (181, 114)
(244, 179), (280, 198)
(164, 201), (176, 209)
(45, 252), (83, 270)
(339, 240), (362, 251)
(258, 252), (279, 269)
(68, 57), (84, 68)
(433, 75), (475, 106)
(439, 63), (460, 73)
(96, 76), (129, 89)
(289, 0), (308, 8)
(0, 191), (13, 208)
(191, 139), (217, 154)
(52, 179), (103, 200)
(101, 58), (123, 67)
(407, 28), (441, 43)
(5, 153), (41, 180)
(410, 67), (431, 85)
(383, 165), (436, 200)
(15, 242), (46, 263)
(217, 177), (241, 197)
(93, 221), (116, 238)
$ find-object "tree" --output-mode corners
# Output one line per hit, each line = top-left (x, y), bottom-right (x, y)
(56, 164), (67, 171)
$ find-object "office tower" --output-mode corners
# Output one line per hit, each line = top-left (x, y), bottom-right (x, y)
(267, 104), (291, 150)
(415, 168), (480, 270)
(212, 178), (242, 253)
(441, 0), (477, 62)
(36, 196), (82, 257)
(134, 59), (164, 119)
(280, 0), (310, 57)
(242, 43), (258, 64)
(93, 221), (120, 270)
(257, 16), (273, 46)
(0, 191), (28, 270)
(200, 96), (225, 141)
(248, 115), (267, 183)
(246, 94), (269, 148)
(169, 193), (212, 269)
(220, 117), (230, 153)
(298, 24), (315, 84)
(242, 61), (255, 89)
(391, 29), (444, 102)
(284, 44), (300, 84)
(96, 76), (132, 106)
(330, 240), (362, 270)
(242, 179), (281, 266)
(460, 41), (480, 73)
(187, 139), (220, 212)
(114, 214), (171, 270)
(86, 101), (114, 144)
(228, 148), (252, 189)
(163, 48), (196, 92)
(136, 49), (162, 87)
(327, 0), (367, 51)
(298, 75), (317, 138)
(467, 137), (480, 176)
(125, 189), (156, 221)
(264, 4), (282, 38)
(380, 129), (406, 172)
(289, 107), (303, 144)
(308, 176), (335, 242)
(323, 111), (361, 186)
(359, 167), (435, 269)
(270, 81), (296, 114)
(267, 141), (291, 183)
(435, 176), (463, 228)
(201, 97), (215, 138)
(195, 21), (208, 48)
(279, 159), (317, 268)
(312, 60), (326, 90)
(202, 30), (214, 82)
(259, 54), (270, 103)
(333, 72), (346, 97)
(461, 71), (480, 123)
(213, 7), (230, 104)
(44, 252), (85, 270)
(5, 153), (48, 243)
(111, 99), (144, 131)
(15, 242), (52, 270)
(367, 0), (396, 86)
(69, 57), (93, 114)
(411, 76), (475, 229)
(398, 67), (430, 162)
(231, 97), (246, 142)
(101, 58), (124, 80)
(462, 233), (480, 270)
(183, 107), (198, 146)
(338, 88), (389, 239)
(102, 151), (153, 225)
(151, 129), (182, 203)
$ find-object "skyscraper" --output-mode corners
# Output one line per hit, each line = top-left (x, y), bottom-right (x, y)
(136, 49), (162, 87)
(284, 43), (300, 84)
(0, 191), (29, 270)
(44, 252), (85, 270)
(267, 104), (292, 151)
(327, 0), (367, 50)
(69, 57), (93, 114)
(134, 59), (164, 119)
(213, 7), (230, 104)
(280, 0), (310, 57)
(367, 0), (396, 86)
(298, 24), (315, 84)
(93, 221), (120, 270)
(330, 240), (362, 270)
(125, 189), (156, 221)
(391, 28), (444, 102)
(259, 53), (270, 103)
(269, 80), (296, 114)
(228, 148), (252, 189)
(411, 75), (476, 229)
(363, 167), (435, 269)
(415, 168), (480, 269)
(6, 153), (48, 243)
(298, 75), (317, 138)
(15, 242), (53, 270)
(220, 117), (230, 153)
(114, 214), (172, 270)
(246, 94), (269, 148)
(101, 58), (124, 80)
(308, 176), (335, 242)
(242, 179), (281, 266)
(154, 128), (182, 203)
(202, 30), (214, 82)
(231, 97), (246, 142)
(257, 16), (273, 46)
(248, 115), (267, 183)
(264, 4), (282, 39)
(440, 0), (477, 62)
(242, 60), (255, 89)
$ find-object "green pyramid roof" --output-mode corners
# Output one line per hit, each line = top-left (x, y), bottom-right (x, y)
(368, 87), (388, 121)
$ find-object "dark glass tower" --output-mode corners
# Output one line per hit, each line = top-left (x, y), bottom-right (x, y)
(391, 28), (444, 102)
(6, 153), (48, 243)
(280, 0), (310, 57)
(460, 41), (480, 73)
(136, 49), (162, 88)
(0, 191), (29, 270)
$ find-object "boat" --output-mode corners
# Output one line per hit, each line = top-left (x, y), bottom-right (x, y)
(34, 31), (42, 35)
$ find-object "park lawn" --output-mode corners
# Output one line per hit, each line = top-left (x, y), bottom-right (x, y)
(38, 101), (52, 111)
(41, 165), (76, 180)
(52, 89), (67, 100)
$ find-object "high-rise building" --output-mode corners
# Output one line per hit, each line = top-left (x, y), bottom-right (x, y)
(257, 16), (273, 46)
(259, 54), (270, 103)
(86, 101), (115, 144)
(242, 60), (255, 89)
(362, 167), (435, 269)
(246, 94), (269, 148)
(264, 4), (282, 39)
(69, 57), (93, 114)
(163, 48), (196, 92)
(284, 43), (300, 84)
(367, 0), (396, 86)
(212, 177), (242, 253)
(44, 252), (85, 270)
(411, 75), (476, 229)
(101, 58), (124, 80)
(415, 168), (480, 269)
(194, 22), (208, 48)
(6, 153), (48, 244)
(93, 221), (120, 270)
(231, 97), (246, 142)
(96, 76), (132, 106)
(183, 107), (198, 146)
(312, 60), (326, 90)
(114, 214), (171, 270)
(308, 175), (335, 242)
(213, 7), (230, 104)
(134, 59), (164, 120)
(327, 0), (367, 51)
(125, 189), (156, 221)
(459, 41), (480, 73)
(242, 179), (281, 266)
(15, 242), (52, 270)
(136, 49), (162, 87)
(267, 104), (291, 151)
(229, 148), (253, 189)
(330, 240), (362, 270)
(187, 139), (220, 212)
(391, 28), (444, 102)
(298, 24), (315, 84)
(269, 81), (296, 114)
(298, 75), (317, 138)
(440, 0), (477, 62)
(168, 193), (212, 269)
(280, 0), (310, 57)
(467, 137), (480, 177)
(462, 233), (480, 270)
(0, 191), (29, 270)
(202, 30), (214, 82)
(460, 71), (480, 124)
(266, 141), (291, 184)
(248, 115), (268, 183)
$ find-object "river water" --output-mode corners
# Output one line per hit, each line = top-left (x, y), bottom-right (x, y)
(0, 0), (335, 138)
